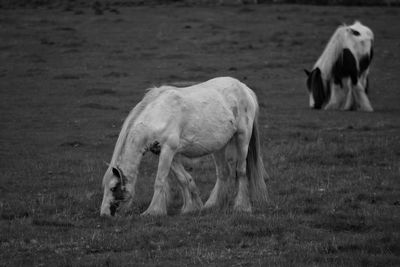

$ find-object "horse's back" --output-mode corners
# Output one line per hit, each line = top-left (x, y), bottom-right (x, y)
(185, 77), (257, 110)
(144, 77), (256, 117)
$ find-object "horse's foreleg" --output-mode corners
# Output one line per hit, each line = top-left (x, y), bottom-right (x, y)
(171, 159), (202, 214)
(141, 145), (175, 216)
(234, 133), (252, 213)
(343, 79), (354, 110)
(355, 88), (373, 112)
(324, 84), (344, 110)
(204, 147), (232, 209)
(354, 76), (373, 112)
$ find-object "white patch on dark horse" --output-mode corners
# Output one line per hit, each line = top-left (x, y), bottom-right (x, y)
(100, 77), (269, 217)
(304, 21), (374, 111)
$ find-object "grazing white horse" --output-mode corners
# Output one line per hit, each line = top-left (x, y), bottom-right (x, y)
(305, 21), (374, 111)
(100, 77), (268, 216)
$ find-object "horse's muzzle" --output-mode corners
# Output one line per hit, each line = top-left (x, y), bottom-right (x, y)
(100, 202), (114, 217)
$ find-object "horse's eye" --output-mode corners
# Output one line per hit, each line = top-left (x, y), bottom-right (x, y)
(351, 29), (360, 36)
(110, 187), (116, 192)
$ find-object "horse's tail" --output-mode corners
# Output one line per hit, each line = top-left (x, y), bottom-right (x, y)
(246, 109), (269, 207)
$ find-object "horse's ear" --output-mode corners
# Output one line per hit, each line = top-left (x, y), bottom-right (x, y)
(112, 167), (121, 179)
(304, 69), (311, 77)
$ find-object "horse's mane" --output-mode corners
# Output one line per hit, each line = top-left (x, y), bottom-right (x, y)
(314, 24), (348, 78)
(109, 85), (175, 167)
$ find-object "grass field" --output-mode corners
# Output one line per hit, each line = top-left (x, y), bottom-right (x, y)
(0, 3), (399, 266)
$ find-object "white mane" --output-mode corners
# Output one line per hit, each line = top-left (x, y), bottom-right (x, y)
(109, 85), (175, 167)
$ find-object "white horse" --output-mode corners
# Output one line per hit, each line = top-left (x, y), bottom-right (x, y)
(304, 21), (374, 111)
(100, 77), (268, 216)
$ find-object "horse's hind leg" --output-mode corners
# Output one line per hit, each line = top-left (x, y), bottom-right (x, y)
(171, 159), (203, 214)
(204, 146), (232, 209)
(234, 132), (252, 213)
(142, 145), (175, 216)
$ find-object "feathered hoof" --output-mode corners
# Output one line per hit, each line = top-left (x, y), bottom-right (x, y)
(181, 201), (203, 214)
(233, 203), (252, 213)
(141, 208), (167, 216)
(202, 201), (217, 210)
(359, 107), (374, 112)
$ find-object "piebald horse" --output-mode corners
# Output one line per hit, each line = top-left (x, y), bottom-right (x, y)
(100, 77), (268, 216)
(305, 21), (374, 111)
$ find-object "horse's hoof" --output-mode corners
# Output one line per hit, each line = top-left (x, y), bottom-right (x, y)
(202, 202), (217, 210)
(233, 204), (252, 213)
(181, 203), (202, 214)
(359, 107), (373, 112)
(140, 209), (167, 216)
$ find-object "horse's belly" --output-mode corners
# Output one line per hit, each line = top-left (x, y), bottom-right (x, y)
(178, 119), (236, 158)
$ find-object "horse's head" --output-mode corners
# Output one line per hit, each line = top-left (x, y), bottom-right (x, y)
(100, 166), (133, 217)
(304, 67), (326, 109)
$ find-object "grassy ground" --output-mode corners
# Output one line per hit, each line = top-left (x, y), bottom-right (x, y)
(0, 4), (399, 266)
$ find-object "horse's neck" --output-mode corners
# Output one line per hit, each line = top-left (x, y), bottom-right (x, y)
(115, 133), (146, 181)
(119, 148), (143, 181)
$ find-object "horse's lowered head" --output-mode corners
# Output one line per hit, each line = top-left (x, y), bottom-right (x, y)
(100, 166), (133, 216)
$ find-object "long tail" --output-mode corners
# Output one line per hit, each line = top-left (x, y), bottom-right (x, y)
(246, 110), (269, 206)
